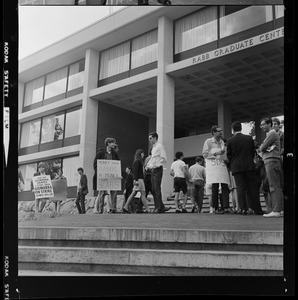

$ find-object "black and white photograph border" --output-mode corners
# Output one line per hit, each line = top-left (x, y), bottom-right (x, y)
(3, 0), (295, 298)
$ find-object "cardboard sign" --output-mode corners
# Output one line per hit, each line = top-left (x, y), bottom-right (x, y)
(205, 157), (230, 185)
(97, 160), (122, 191)
(205, 146), (230, 185)
(32, 175), (54, 199)
(51, 179), (67, 202)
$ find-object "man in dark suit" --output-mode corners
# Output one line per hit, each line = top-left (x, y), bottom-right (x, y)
(76, 167), (88, 214)
(226, 121), (263, 215)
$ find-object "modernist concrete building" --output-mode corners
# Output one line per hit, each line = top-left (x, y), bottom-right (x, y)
(19, 0), (79, 5)
(18, 5), (284, 201)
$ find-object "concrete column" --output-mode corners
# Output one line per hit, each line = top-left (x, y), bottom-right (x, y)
(157, 16), (175, 199)
(80, 48), (100, 194)
(218, 99), (232, 140)
(148, 117), (156, 154)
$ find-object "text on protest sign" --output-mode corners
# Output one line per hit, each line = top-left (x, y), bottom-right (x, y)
(205, 147), (230, 185)
(97, 160), (122, 191)
(205, 158), (230, 185)
(32, 175), (54, 199)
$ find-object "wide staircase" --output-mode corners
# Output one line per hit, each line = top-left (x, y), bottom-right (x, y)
(18, 193), (282, 276)
(156, 193), (268, 213)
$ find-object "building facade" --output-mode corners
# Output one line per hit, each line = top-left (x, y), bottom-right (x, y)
(18, 5), (284, 201)
(19, 0), (78, 5)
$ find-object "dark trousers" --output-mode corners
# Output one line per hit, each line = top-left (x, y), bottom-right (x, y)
(212, 183), (229, 210)
(124, 189), (133, 203)
(192, 184), (204, 212)
(151, 167), (165, 211)
(75, 192), (86, 214)
(234, 170), (262, 212)
(124, 189), (135, 213)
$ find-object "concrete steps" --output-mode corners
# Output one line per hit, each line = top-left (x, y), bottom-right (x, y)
(146, 193), (267, 213)
(18, 225), (283, 276)
(19, 245), (282, 276)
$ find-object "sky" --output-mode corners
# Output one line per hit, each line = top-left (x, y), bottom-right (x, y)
(18, 6), (125, 59)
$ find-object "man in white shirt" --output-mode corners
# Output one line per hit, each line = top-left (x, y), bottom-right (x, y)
(146, 132), (171, 213)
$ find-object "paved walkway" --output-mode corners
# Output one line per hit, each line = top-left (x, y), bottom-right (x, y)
(18, 212), (283, 231)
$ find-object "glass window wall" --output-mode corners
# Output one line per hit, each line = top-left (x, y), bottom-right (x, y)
(99, 42), (130, 79)
(20, 119), (41, 148)
(64, 108), (81, 138)
(18, 156), (79, 191)
(131, 30), (158, 69)
(23, 60), (85, 110)
(62, 156), (80, 186)
(23, 77), (44, 107)
(175, 6), (218, 54)
(275, 5), (284, 19)
(44, 67), (68, 100)
(68, 60), (85, 91)
(44, 158), (62, 179)
(19, 163), (37, 191)
(220, 6), (273, 38)
(41, 114), (65, 144)
(19, 107), (81, 150)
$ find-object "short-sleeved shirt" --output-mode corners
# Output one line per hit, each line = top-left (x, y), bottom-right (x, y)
(170, 159), (186, 178)
(188, 163), (206, 182)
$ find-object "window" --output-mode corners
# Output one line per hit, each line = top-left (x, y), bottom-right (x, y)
(131, 30), (158, 69)
(19, 155), (79, 191)
(44, 158), (62, 179)
(41, 114), (65, 144)
(67, 60), (85, 91)
(18, 163), (37, 191)
(23, 60), (84, 110)
(20, 119), (41, 148)
(64, 108), (81, 138)
(99, 42), (130, 79)
(63, 156), (80, 186)
(220, 6), (273, 38)
(19, 107), (82, 152)
(44, 67), (68, 100)
(175, 7), (218, 54)
(24, 77), (44, 107)
(275, 5), (284, 19)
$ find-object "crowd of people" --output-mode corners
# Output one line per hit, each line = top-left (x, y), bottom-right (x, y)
(30, 117), (284, 218)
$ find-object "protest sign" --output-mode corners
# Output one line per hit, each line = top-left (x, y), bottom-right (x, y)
(32, 175), (54, 199)
(51, 179), (67, 202)
(205, 157), (230, 185)
(97, 160), (122, 191)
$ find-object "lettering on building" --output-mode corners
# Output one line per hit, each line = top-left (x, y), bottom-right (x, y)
(191, 28), (284, 66)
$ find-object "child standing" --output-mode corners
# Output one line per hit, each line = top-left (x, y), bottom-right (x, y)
(170, 152), (189, 213)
